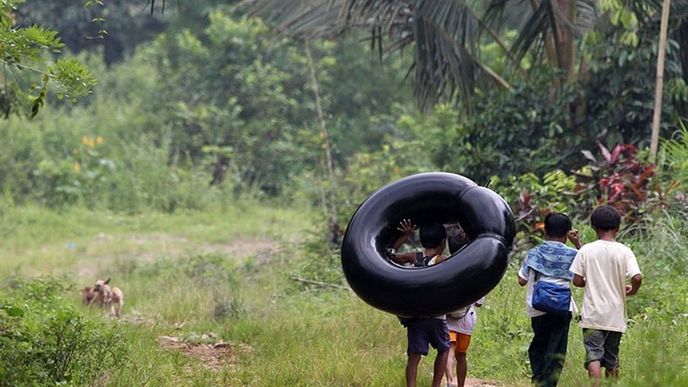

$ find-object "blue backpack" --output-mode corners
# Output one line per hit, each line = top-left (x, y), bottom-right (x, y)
(532, 272), (571, 316)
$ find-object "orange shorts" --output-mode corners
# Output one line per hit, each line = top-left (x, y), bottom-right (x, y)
(449, 330), (472, 353)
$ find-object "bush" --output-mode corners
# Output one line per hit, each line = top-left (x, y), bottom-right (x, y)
(664, 125), (688, 193)
(0, 277), (127, 385)
(492, 142), (662, 248)
(422, 74), (580, 184)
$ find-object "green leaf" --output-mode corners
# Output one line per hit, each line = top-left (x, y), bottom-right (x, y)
(30, 90), (45, 118)
(5, 306), (25, 317)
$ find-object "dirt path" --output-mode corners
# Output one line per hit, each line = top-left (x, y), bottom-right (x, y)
(158, 335), (253, 372)
(464, 378), (505, 386)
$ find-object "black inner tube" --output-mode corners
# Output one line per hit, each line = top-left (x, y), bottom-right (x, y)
(341, 172), (516, 317)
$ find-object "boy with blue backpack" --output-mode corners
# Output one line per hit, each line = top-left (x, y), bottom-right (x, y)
(517, 213), (581, 386)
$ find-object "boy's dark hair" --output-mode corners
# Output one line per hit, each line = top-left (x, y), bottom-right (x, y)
(419, 223), (446, 249)
(590, 205), (621, 231)
(544, 212), (572, 238)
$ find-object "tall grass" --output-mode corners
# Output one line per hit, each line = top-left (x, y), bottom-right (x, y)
(2, 205), (688, 386)
(0, 203), (309, 275)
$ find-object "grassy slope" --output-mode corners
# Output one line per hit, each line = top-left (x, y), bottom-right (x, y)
(0, 204), (304, 275)
(1, 205), (687, 386)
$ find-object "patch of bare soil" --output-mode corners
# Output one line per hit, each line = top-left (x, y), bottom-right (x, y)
(445, 377), (508, 387)
(158, 335), (253, 372)
(465, 377), (504, 386)
(119, 311), (156, 326)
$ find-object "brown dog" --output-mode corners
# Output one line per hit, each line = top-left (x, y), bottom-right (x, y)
(80, 286), (96, 306)
(91, 278), (124, 318)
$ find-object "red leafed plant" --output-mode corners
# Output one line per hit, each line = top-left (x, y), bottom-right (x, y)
(579, 143), (657, 221)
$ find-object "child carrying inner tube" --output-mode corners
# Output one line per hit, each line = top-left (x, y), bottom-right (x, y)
(341, 172), (515, 318)
(387, 220), (450, 387)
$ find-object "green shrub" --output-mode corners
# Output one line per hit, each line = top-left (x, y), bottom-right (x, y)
(0, 277), (127, 385)
(664, 125), (688, 193)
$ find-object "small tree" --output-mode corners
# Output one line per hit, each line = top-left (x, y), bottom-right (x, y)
(0, 0), (96, 118)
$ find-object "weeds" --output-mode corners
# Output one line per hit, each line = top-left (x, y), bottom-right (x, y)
(0, 277), (127, 385)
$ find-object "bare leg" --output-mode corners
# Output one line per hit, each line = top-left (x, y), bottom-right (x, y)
(456, 352), (467, 387)
(446, 343), (457, 386)
(432, 350), (449, 387)
(406, 353), (422, 387)
(605, 367), (619, 378)
(588, 360), (602, 387)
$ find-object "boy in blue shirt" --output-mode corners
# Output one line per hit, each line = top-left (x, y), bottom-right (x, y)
(518, 213), (581, 386)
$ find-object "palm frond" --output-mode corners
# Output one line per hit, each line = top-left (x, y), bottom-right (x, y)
(574, 0), (598, 35)
(483, 0), (539, 35)
(249, 0), (495, 108)
(149, 0), (181, 14)
(509, 0), (552, 65)
(244, 0), (346, 38)
(485, 0), (600, 73)
(411, 0), (484, 109)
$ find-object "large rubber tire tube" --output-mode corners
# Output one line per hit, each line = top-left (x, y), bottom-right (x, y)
(341, 172), (516, 317)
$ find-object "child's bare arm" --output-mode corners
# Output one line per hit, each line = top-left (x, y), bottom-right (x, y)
(389, 251), (416, 265)
(517, 274), (527, 286)
(572, 274), (586, 287)
(517, 262), (528, 286)
(626, 274), (642, 296)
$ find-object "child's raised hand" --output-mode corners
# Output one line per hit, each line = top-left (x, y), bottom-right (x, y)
(568, 229), (581, 247)
(397, 219), (417, 235)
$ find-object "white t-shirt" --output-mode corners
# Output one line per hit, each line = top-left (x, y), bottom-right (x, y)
(446, 298), (484, 335)
(518, 266), (576, 318)
(569, 240), (642, 332)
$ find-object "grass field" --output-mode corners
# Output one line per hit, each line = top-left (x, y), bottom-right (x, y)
(1, 204), (687, 386)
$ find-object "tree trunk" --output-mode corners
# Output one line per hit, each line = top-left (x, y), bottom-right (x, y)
(305, 41), (338, 227)
(651, 0), (672, 162)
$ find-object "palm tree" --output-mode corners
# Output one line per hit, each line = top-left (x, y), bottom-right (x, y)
(245, 0), (688, 113)
(243, 0), (600, 108)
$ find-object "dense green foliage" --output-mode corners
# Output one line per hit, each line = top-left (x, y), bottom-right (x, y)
(3, 0), (688, 217)
(2, 5), (412, 208)
(0, 277), (125, 385)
